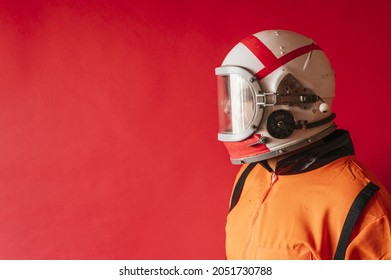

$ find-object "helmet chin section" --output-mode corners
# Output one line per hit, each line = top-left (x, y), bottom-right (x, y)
(224, 134), (270, 164)
(227, 125), (336, 164)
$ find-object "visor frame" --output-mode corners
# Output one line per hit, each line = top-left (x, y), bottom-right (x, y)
(215, 66), (265, 142)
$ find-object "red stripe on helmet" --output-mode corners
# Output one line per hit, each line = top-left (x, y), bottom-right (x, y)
(241, 35), (322, 80)
(241, 35), (277, 69)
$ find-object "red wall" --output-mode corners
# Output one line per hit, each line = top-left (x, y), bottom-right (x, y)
(0, 0), (390, 259)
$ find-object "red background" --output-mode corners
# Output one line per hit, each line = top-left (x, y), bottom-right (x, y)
(0, 0), (390, 259)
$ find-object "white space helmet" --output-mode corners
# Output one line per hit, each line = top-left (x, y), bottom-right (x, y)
(216, 30), (336, 164)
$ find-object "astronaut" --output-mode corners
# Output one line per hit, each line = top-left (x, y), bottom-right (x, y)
(216, 30), (391, 259)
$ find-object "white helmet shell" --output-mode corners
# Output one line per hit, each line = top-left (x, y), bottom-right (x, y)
(216, 30), (336, 164)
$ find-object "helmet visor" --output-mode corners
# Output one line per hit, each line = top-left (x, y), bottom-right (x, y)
(217, 74), (255, 138)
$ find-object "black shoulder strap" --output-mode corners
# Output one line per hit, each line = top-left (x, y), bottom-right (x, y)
(333, 182), (380, 260)
(229, 162), (258, 212)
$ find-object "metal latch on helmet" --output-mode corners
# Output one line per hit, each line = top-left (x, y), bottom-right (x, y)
(256, 92), (320, 107)
(256, 73), (322, 107)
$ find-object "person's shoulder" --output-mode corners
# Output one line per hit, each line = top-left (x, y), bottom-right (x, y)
(326, 155), (369, 187)
(339, 156), (391, 217)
